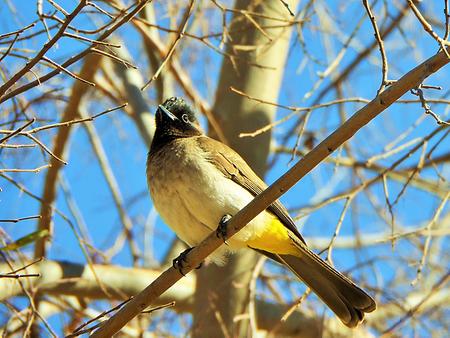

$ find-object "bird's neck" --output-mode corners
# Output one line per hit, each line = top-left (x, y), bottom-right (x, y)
(149, 131), (178, 154)
(150, 128), (202, 154)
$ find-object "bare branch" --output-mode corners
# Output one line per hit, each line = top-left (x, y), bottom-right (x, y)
(0, 0), (88, 97)
(362, 0), (389, 93)
(141, 1), (194, 90)
(91, 46), (450, 338)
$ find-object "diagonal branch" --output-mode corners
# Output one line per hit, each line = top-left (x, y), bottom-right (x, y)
(90, 47), (450, 337)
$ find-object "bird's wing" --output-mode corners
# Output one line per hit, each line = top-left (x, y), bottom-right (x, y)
(196, 136), (306, 244)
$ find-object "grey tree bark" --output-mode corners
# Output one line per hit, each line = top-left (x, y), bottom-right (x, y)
(193, 1), (300, 336)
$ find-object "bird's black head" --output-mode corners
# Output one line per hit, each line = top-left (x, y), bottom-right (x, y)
(151, 97), (202, 152)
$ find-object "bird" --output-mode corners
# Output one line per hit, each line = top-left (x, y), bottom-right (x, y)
(146, 97), (376, 328)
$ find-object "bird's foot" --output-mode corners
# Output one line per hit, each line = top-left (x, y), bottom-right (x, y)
(172, 247), (202, 276)
(216, 214), (232, 244)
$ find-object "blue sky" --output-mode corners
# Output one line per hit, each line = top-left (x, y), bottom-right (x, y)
(1, 0), (449, 336)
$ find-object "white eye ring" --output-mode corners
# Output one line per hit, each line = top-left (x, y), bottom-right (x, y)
(181, 114), (190, 123)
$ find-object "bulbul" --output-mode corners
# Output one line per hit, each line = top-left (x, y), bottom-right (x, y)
(147, 97), (376, 328)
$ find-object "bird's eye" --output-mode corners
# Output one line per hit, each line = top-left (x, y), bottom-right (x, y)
(181, 114), (190, 123)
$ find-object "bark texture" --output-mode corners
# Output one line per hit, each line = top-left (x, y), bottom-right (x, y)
(193, 1), (299, 336)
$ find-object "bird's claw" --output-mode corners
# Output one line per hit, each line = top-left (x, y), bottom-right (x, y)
(216, 214), (232, 244)
(173, 247), (193, 276)
(172, 247), (202, 276)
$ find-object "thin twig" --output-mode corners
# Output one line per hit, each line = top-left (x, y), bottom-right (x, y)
(0, 164), (51, 173)
(0, 215), (41, 223)
(134, 20), (228, 144)
(0, 118), (35, 144)
(362, 0), (389, 93)
(326, 196), (353, 264)
(444, 0), (450, 40)
(0, 143), (36, 148)
(4, 258), (43, 275)
(87, 1), (115, 19)
(80, 108), (141, 263)
(33, 54), (103, 260)
(0, 273), (40, 279)
(141, 0), (194, 91)
(279, 0), (295, 16)
(242, 12), (273, 42)
(41, 56), (96, 86)
(407, 0), (450, 57)
(63, 32), (121, 47)
(140, 301), (176, 313)
(0, 0), (153, 103)
(306, 1), (410, 126)
(382, 270), (450, 335)
(47, 0), (69, 16)
(0, 22), (36, 39)
(24, 133), (67, 164)
(410, 86), (450, 126)
(412, 192), (449, 285)
(0, 31), (20, 63)
(91, 48), (137, 69)
(0, 0), (88, 98)
(70, 298), (133, 336)
(27, 103), (126, 133)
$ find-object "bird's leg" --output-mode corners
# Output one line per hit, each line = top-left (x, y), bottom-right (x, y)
(172, 247), (202, 276)
(216, 214), (232, 244)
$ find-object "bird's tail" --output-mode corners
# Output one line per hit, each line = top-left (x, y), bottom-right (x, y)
(276, 243), (376, 328)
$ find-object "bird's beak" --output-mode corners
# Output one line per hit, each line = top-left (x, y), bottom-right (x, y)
(157, 105), (177, 121)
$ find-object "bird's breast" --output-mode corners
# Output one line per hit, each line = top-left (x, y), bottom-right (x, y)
(146, 139), (281, 252)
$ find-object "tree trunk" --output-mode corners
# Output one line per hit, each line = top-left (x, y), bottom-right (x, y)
(193, 1), (299, 336)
